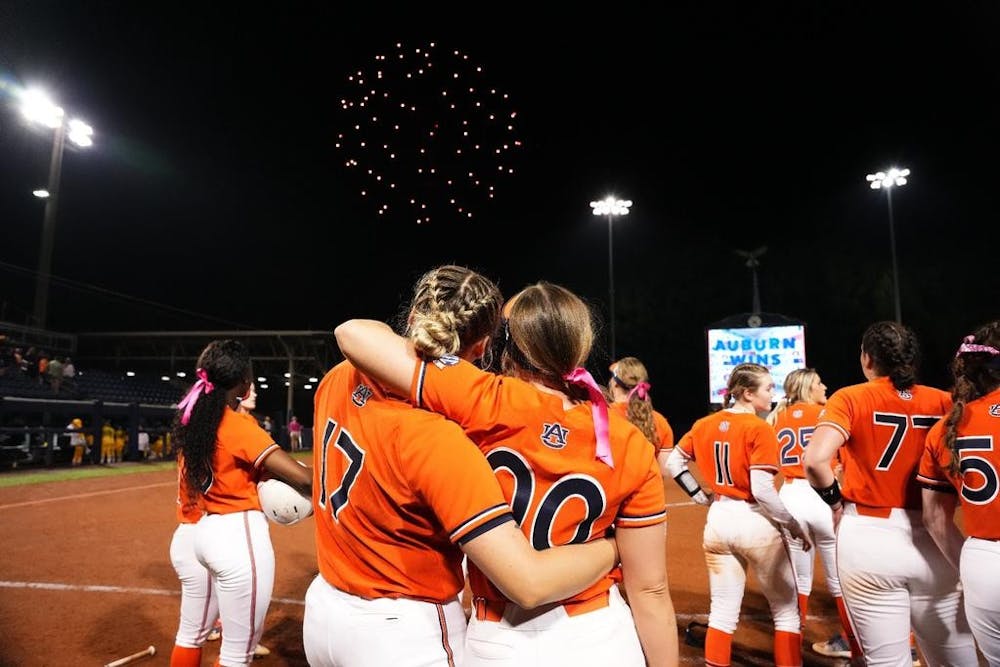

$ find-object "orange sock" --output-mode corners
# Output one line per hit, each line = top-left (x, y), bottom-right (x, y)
(169, 645), (201, 667)
(705, 627), (733, 666)
(774, 630), (802, 667)
(835, 596), (862, 658)
(797, 593), (809, 620)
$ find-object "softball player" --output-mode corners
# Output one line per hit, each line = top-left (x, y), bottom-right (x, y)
(667, 363), (807, 667)
(305, 267), (618, 667)
(337, 278), (678, 666)
(173, 339), (312, 667)
(803, 321), (977, 667)
(608, 357), (675, 475)
(919, 322), (1000, 666)
(68, 418), (87, 466)
(766, 369), (855, 658)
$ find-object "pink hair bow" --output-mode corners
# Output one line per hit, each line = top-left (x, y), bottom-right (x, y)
(627, 381), (651, 401)
(564, 367), (614, 468)
(176, 368), (215, 425)
(956, 335), (1000, 358)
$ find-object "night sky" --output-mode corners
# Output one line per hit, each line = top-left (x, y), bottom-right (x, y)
(1, 3), (998, 429)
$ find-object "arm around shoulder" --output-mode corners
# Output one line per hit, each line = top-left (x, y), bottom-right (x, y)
(334, 319), (417, 396)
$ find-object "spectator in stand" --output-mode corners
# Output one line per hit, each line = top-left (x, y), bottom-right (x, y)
(262, 415), (274, 436)
(37, 351), (49, 385)
(23, 347), (38, 380)
(62, 357), (76, 380)
(47, 356), (63, 393)
(288, 415), (302, 451)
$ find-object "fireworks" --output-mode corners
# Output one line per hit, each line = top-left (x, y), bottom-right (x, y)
(336, 42), (521, 224)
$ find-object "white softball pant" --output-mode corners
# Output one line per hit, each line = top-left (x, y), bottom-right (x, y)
(169, 522), (219, 647)
(461, 585), (644, 666)
(303, 575), (466, 666)
(194, 511), (274, 667)
(961, 537), (1000, 666)
(837, 503), (977, 667)
(779, 478), (840, 597)
(703, 496), (800, 635)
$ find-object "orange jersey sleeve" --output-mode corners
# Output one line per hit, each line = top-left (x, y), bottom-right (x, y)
(678, 411), (778, 501)
(653, 410), (674, 451)
(772, 403), (825, 479)
(313, 362), (514, 603)
(200, 408), (280, 515)
(917, 388), (1000, 539)
(412, 358), (666, 607)
(818, 378), (951, 511)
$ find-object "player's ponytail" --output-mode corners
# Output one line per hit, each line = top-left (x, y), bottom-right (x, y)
(611, 357), (658, 444)
(173, 340), (252, 501)
(861, 321), (919, 391)
(406, 265), (503, 362)
(944, 322), (1000, 474)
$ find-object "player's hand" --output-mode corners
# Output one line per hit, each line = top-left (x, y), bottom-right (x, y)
(786, 519), (811, 552)
(832, 502), (845, 533)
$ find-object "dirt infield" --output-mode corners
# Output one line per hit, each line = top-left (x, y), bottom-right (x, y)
(0, 464), (851, 666)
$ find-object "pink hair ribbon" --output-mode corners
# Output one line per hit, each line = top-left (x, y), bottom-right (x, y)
(627, 381), (651, 401)
(956, 335), (1000, 358)
(564, 367), (614, 468)
(176, 368), (215, 425)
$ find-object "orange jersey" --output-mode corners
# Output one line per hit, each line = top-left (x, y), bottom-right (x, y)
(200, 408), (280, 515)
(411, 358), (666, 608)
(175, 451), (204, 524)
(609, 402), (675, 452)
(772, 403), (825, 480)
(917, 387), (1000, 540)
(677, 410), (779, 501)
(313, 361), (514, 603)
(818, 377), (950, 511)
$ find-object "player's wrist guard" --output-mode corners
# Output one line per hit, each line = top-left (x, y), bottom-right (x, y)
(812, 479), (842, 507)
(674, 470), (704, 498)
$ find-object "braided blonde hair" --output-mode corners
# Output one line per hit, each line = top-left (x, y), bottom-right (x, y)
(407, 265), (503, 360)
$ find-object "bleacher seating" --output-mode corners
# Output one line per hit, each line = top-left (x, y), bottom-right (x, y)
(72, 371), (182, 405)
(0, 369), (182, 405)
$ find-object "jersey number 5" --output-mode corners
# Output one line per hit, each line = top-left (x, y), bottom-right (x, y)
(318, 418), (366, 520)
(872, 413), (939, 471)
(956, 436), (999, 505)
(487, 447), (606, 550)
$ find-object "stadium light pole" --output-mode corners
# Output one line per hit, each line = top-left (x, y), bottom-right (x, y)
(589, 196), (632, 359)
(20, 88), (94, 330)
(865, 167), (909, 324)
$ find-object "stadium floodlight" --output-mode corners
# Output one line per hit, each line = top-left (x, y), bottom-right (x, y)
(257, 376), (266, 382)
(865, 166), (909, 323)
(19, 86), (95, 329)
(161, 376), (170, 382)
(176, 371), (187, 378)
(309, 377), (319, 383)
(33, 189), (50, 198)
(589, 196), (633, 359)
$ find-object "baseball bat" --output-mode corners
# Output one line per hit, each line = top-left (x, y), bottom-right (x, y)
(104, 645), (155, 667)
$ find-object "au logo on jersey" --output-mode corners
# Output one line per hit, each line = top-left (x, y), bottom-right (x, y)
(541, 422), (570, 450)
(898, 389), (913, 400)
(792, 409), (803, 419)
(719, 420), (730, 433)
(351, 384), (374, 407)
(990, 404), (1000, 417)
(434, 355), (460, 369)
